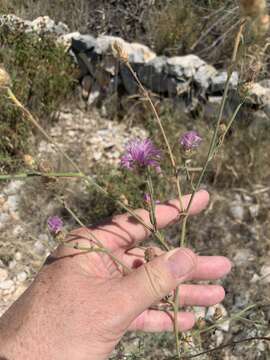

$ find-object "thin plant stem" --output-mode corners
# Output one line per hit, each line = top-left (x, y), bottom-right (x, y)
(180, 19), (246, 247)
(62, 200), (131, 274)
(0, 172), (85, 180)
(173, 287), (181, 358)
(125, 62), (184, 214)
(146, 170), (170, 251)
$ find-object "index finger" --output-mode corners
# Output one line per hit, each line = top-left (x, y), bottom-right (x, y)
(91, 190), (209, 250)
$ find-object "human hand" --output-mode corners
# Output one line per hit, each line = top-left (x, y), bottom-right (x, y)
(0, 190), (231, 360)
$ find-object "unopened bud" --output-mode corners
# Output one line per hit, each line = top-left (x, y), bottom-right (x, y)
(23, 154), (35, 168)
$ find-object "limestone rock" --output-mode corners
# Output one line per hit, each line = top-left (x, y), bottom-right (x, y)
(210, 71), (238, 93)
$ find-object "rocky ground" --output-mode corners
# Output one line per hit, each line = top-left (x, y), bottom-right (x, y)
(0, 102), (269, 359)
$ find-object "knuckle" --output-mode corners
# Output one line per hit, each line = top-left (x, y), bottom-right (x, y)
(143, 262), (167, 300)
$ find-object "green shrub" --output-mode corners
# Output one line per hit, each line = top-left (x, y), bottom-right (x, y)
(0, 25), (77, 171)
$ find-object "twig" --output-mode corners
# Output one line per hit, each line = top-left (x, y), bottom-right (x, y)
(181, 336), (270, 359)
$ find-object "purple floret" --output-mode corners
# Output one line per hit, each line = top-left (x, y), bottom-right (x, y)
(47, 216), (63, 234)
(180, 131), (202, 151)
(121, 138), (161, 171)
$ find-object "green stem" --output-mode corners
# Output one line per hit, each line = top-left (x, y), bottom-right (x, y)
(0, 172), (84, 180)
(146, 170), (170, 251)
(62, 201), (132, 274)
(173, 287), (181, 358)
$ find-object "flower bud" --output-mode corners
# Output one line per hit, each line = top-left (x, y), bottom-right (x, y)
(0, 67), (11, 88)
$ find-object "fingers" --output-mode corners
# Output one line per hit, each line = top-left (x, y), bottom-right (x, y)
(122, 248), (232, 281)
(129, 310), (195, 332)
(93, 190), (210, 250)
(192, 256), (232, 280)
(120, 248), (198, 320)
(178, 284), (225, 306)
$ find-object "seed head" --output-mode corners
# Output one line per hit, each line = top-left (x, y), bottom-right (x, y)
(23, 154), (35, 168)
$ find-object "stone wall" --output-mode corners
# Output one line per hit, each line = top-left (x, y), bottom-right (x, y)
(1, 14), (270, 131)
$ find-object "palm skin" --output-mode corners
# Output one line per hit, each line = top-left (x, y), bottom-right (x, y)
(0, 190), (231, 360)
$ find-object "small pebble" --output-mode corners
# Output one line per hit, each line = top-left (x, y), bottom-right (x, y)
(0, 268), (8, 282)
(34, 240), (46, 256)
(229, 203), (244, 221)
(249, 204), (260, 218)
(13, 226), (24, 237)
(8, 260), (17, 270)
(0, 279), (14, 290)
(260, 265), (270, 284)
(3, 181), (23, 196)
(17, 271), (27, 283)
(15, 252), (22, 261)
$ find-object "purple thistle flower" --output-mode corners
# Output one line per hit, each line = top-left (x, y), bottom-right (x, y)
(144, 193), (161, 205)
(121, 138), (161, 171)
(180, 131), (202, 151)
(47, 216), (63, 234)
(143, 193), (151, 203)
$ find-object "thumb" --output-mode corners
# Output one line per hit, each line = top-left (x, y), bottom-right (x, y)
(120, 248), (197, 319)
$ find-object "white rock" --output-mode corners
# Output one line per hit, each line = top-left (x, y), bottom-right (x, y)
(250, 273), (260, 283)
(260, 265), (270, 283)
(233, 249), (255, 266)
(249, 204), (260, 218)
(8, 260), (17, 270)
(0, 213), (9, 227)
(3, 283), (15, 295)
(0, 279), (14, 290)
(3, 181), (23, 195)
(229, 203), (244, 221)
(13, 226), (24, 237)
(17, 271), (27, 283)
(214, 330), (224, 346)
(15, 252), (22, 261)
(0, 268), (8, 282)
(34, 240), (46, 256)
(193, 306), (206, 320)
(3, 195), (20, 212)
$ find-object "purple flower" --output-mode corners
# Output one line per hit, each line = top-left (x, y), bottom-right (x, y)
(180, 131), (202, 151)
(120, 138), (161, 171)
(144, 193), (161, 205)
(47, 216), (63, 234)
(143, 193), (151, 203)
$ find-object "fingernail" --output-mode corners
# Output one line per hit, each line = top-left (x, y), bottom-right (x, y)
(167, 249), (196, 279)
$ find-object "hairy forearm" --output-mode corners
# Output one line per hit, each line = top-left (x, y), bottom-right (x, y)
(0, 292), (41, 360)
